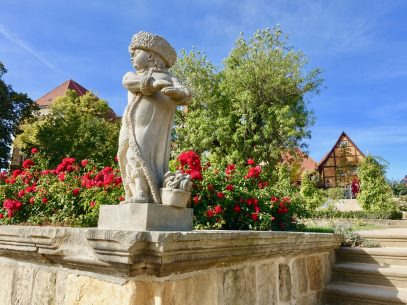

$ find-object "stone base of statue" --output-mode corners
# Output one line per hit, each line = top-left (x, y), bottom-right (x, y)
(98, 203), (193, 231)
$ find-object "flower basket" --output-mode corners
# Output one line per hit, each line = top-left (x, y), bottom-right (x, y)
(160, 188), (191, 208)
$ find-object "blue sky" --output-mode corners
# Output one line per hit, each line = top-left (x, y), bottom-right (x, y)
(1, 0), (406, 180)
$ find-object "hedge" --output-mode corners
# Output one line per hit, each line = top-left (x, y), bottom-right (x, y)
(310, 209), (402, 220)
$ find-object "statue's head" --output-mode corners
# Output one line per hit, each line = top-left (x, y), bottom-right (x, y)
(129, 32), (176, 69)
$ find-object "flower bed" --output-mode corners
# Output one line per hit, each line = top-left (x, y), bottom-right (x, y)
(1, 150), (298, 230)
(177, 151), (297, 230)
(0, 149), (123, 226)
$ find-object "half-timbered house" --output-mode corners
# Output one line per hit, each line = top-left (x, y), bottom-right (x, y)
(318, 131), (365, 189)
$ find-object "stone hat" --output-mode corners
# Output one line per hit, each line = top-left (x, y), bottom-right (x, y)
(129, 31), (177, 68)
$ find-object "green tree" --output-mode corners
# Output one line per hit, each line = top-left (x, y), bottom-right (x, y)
(336, 145), (359, 186)
(357, 155), (395, 211)
(172, 27), (323, 170)
(0, 62), (37, 168)
(16, 90), (119, 167)
(300, 171), (325, 211)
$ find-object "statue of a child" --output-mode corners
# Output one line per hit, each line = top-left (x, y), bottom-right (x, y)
(118, 32), (191, 204)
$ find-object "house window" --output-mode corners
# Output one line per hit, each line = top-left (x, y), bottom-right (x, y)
(339, 140), (348, 147)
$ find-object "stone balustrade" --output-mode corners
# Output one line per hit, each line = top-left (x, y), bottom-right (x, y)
(0, 225), (342, 305)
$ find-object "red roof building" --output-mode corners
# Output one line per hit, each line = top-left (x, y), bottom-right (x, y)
(36, 79), (88, 114)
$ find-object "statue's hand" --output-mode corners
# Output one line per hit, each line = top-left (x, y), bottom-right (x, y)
(161, 86), (182, 99)
(151, 79), (171, 91)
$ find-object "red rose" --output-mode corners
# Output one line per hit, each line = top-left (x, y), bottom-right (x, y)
(58, 172), (65, 182)
(0, 213), (3, 219)
(31, 148), (38, 154)
(90, 201), (96, 208)
(251, 213), (259, 221)
(193, 195), (200, 205)
(119, 196), (125, 201)
(22, 159), (35, 169)
(42, 197), (48, 204)
(217, 192), (225, 199)
(206, 209), (215, 217)
(247, 159), (255, 165)
(29, 197), (35, 204)
(233, 204), (241, 213)
(225, 184), (234, 191)
(254, 206), (261, 213)
(81, 159), (89, 167)
(271, 196), (279, 203)
(214, 205), (223, 214)
(72, 188), (80, 196)
(17, 190), (26, 198)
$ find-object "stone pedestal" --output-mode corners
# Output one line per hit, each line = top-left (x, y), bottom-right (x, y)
(98, 203), (193, 231)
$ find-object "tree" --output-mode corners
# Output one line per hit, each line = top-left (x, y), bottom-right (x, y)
(0, 62), (37, 168)
(16, 90), (120, 167)
(335, 145), (359, 186)
(171, 27), (323, 171)
(357, 155), (395, 211)
(300, 171), (325, 211)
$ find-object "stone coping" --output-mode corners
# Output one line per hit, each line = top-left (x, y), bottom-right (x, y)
(0, 225), (342, 279)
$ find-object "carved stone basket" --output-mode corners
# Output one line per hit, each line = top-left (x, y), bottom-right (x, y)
(160, 188), (191, 208)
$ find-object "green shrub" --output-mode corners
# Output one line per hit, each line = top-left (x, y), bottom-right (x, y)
(324, 187), (345, 201)
(300, 171), (325, 211)
(309, 209), (402, 220)
(358, 156), (395, 211)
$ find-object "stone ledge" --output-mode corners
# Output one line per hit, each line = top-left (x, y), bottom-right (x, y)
(0, 225), (343, 278)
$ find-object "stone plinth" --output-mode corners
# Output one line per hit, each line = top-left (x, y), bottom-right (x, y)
(98, 203), (193, 231)
(0, 226), (342, 305)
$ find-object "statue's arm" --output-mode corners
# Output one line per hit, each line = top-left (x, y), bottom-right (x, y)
(122, 72), (142, 93)
(161, 76), (192, 105)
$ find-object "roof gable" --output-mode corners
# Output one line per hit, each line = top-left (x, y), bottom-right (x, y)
(36, 79), (88, 107)
(318, 131), (365, 167)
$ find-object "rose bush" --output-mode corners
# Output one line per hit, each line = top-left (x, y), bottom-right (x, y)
(177, 151), (299, 231)
(1, 149), (300, 230)
(0, 149), (123, 226)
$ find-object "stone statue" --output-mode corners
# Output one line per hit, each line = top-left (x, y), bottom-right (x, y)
(118, 31), (192, 204)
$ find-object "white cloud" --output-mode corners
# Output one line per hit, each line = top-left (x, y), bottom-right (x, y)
(0, 24), (61, 73)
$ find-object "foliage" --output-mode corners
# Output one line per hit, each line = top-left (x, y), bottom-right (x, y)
(333, 223), (365, 247)
(309, 209), (402, 220)
(390, 180), (407, 196)
(171, 27), (323, 171)
(335, 144), (359, 186)
(397, 195), (407, 212)
(0, 150), (123, 226)
(300, 171), (325, 211)
(16, 90), (120, 167)
(0, 62), (38, 168)
(324, 187), (345, 202)
(357, 155), (395, 212)
(177, 151), (303, 231)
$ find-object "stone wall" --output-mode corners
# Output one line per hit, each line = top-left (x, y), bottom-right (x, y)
(0, 226), (342, 305)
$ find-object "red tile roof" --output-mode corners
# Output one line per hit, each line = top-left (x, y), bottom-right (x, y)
(282, 148), (317, 172)
(36, 79), (88, 107)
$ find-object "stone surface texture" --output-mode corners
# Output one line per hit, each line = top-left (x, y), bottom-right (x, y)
(98, 203), (193, 231)
(0, 226), (342, 305)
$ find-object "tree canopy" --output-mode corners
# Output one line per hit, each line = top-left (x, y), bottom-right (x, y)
(0, 62), (37, 168)
(171, 27), (323, 171)
(357, 155), (395, 211)
(16, 90), (120, 167)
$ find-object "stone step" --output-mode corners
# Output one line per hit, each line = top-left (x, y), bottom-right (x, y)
(333, 262), (407, 287)
(337, 247), (407, 266)
(324, 281), (407, 305)
(358, 229), (407, 247)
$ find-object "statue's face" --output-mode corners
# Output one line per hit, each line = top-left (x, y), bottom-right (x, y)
(132, 49), (150, 70)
